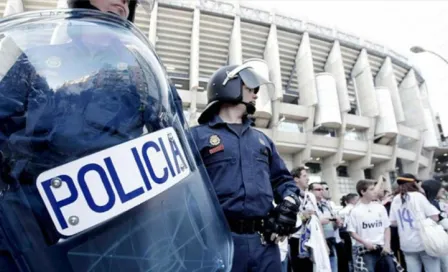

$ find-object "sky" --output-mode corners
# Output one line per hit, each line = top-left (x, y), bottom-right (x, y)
(237, 0), (448, 134)
(241, 1), (448, 59)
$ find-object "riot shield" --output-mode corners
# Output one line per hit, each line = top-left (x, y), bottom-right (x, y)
(0, 9), (233, 272)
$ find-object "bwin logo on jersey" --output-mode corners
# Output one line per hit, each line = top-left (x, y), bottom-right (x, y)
(362, 220), (383, 229)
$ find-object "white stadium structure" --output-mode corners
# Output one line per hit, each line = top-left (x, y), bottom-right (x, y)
(1, 0), (447, 201)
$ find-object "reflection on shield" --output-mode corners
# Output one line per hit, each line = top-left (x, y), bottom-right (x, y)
(66, 173), (227, 272)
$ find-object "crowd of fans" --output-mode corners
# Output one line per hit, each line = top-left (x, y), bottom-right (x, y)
(279, 166), (448, 272)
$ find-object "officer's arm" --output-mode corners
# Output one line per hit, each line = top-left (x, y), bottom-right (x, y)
(268, 138), (301, 203)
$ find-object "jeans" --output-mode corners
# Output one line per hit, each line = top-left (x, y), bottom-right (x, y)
(281, 257), (289, 272)
(329, 244), (338, 272)
(403, 251), (441, 272)
(360, 251), (395, 272)
(441, 255), (448, 272)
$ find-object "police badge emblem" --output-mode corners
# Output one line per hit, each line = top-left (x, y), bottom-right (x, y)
(209, 135), (221, 146)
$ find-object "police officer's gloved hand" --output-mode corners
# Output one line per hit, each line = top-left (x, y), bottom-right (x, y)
(261, 213), (280, 244)
(276, 195), (300, 234)
(263, 195), (300, 243)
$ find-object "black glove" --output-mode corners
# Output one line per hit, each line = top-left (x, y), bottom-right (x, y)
(262, 195), (300, 242)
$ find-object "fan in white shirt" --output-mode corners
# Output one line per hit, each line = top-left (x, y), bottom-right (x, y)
(289, 166), (325, 272)
(348, 200), (390, 248)
(389, 191), (439, 253)
(389, 175), (441, 272)
(347, 180), (391, 252)
(339, 193), (358, 226)
(347, 179), (399, 272)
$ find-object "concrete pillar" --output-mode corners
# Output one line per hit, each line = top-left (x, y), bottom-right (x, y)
(148, 1), (158, 46)
(188, 7), (200, 123)
(325, 40), (350, 113)
(321, 159), (341, 202)
(419, 150), (435, 179)
(228, 15), (242, 65)
(375, 57), (405, 123)
(351, 49), (379, 118)
(3, 0), (24, 16)
(399, 69), (426, 130)
(402, 137), (423, 176)
(57, 0), (68, 8)
(293, 106), (315, 166)
(296, 32), (317, 106)
(263, 24), (282, 131)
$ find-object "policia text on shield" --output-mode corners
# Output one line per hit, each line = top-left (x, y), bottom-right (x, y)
(38, 127), (188, 236)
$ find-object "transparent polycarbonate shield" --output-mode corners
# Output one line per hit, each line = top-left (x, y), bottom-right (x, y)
(0, 9), (232, 272)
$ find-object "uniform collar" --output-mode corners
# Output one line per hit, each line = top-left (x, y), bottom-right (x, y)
(208, 114), (254, 128)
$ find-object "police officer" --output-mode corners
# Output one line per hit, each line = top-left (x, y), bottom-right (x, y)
(191, 60), (302, 271)
(0, 1), (233, 271)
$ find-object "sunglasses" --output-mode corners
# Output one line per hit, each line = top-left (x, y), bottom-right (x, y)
(314, 188), (329, 191)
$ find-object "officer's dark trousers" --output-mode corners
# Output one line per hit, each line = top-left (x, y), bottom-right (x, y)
(231, 232), (281, 272)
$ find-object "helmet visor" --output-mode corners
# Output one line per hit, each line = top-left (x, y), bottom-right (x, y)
(238, 59), (275, 100)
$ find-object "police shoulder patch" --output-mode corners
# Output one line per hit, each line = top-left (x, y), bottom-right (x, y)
(209, 135), (221, 146)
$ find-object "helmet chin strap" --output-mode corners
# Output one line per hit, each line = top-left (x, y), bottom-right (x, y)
(241, 102), (256, 115)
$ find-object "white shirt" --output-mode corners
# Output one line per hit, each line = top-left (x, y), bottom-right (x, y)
(339, 203), (356, 245)
(347, 201), (390, 246)
(302, 191), (319, 212)
(292, 191), (318, 238)
(338, 204), (355, 221)
(305, 215), (332, 272)
(279, 239), (289, 261)
(389, 192), (440, 252)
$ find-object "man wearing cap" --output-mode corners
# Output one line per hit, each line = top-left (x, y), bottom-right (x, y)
(191, 61), (301, 272)
(389, 174), (440, 272)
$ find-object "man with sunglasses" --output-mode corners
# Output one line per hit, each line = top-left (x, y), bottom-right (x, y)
(313, 182), (342, 272)
(191, 61), (301, 272)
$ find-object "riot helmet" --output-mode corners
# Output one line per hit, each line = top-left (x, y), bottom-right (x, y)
(198, 59), (275, 124)
(0, 7), (232, 272)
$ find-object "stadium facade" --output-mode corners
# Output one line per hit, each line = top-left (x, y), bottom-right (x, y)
(1, 0), (445, 201)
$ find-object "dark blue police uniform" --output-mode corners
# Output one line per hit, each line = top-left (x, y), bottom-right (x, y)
(191, 114), (298, 271)
(0, 37), (184, 271)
